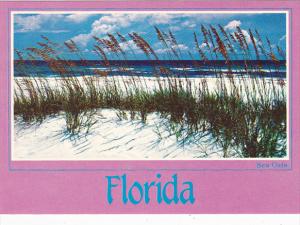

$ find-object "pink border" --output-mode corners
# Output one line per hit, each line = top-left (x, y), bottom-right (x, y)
(0, 1), (299, 213)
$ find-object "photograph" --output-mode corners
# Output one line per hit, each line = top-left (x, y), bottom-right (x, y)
(12, 11), (288, 160)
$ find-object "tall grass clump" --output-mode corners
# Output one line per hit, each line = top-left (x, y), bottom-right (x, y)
(13, 24), (287, 158)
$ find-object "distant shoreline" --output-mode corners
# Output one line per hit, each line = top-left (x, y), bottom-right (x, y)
(14, 59), (287, 67)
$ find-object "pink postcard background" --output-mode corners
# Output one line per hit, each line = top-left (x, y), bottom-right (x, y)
(0, 0), (299, 213)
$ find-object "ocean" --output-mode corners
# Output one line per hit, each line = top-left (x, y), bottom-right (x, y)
(14, 60), (286, 78)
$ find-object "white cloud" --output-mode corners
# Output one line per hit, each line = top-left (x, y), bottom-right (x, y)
(224, 20), (241, 30)
(71, 14), (149, 47)
(96, 14), (130, 27)
(181, 21), (196, 29)
(169, 26), (181, 32)
(15, 28), (69, 34)
(70, 13), (196, 47)
(223, 20), (257, 45)
(155, 48), (168, 54)
(14, 15), (42, 32)
(241, 29), (251, 43)
(241, 29), (256, 44)
(71, 33), (91, 47)
(200, 42), (208, 49)
(149, 14), (174, 25)
(68, 14), (236, 48)
(176, 44), (189, 51)
(155, 43), (189, 54)
(91, 14), (148, 35)
(44, 29), (69, 33)
(65, 14), (92, 23)
(229, 28), (256, 45)
(119, 40), (132, 51)
(199, 42), (213, 52)
(14, 14), (90, 33)
(119, 40), (143, 54)
(14, 14), (65, 32)
(91, 23), (117, 35)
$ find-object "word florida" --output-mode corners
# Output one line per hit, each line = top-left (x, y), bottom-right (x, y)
(105, 173), (195, 204)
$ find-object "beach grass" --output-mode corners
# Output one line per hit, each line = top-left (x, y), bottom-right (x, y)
(13, 25), (287, 158)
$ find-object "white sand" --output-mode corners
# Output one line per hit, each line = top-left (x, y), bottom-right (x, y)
(14, 76), (286, 101)
(12, 76), (286, 160)
(13, 109), (226, 160)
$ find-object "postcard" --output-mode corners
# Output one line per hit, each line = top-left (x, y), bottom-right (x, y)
(0, 0), (299, 222)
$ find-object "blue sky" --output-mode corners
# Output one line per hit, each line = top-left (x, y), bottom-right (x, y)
(14, 12), (287, 60)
